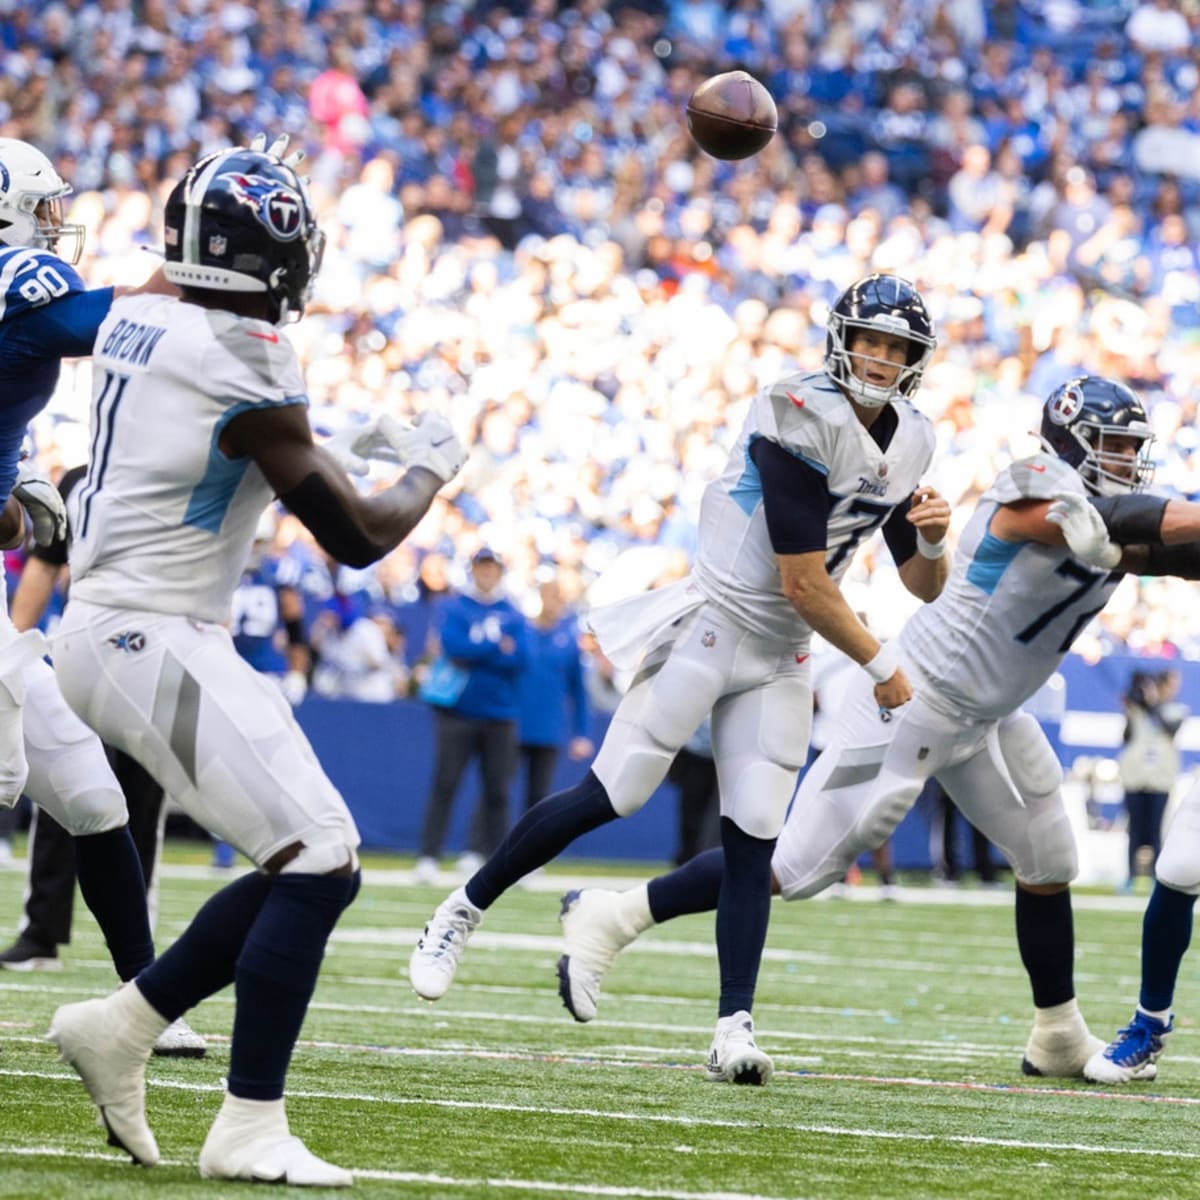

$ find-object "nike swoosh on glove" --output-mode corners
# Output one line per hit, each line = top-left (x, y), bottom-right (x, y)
(380, 411), (467, 484)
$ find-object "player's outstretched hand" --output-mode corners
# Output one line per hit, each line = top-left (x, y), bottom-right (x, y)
(13, 461), (66, 546)
(322, 420), (403, 477)
(380, 411), (467, 484)
(1046, 492), (1122, 568)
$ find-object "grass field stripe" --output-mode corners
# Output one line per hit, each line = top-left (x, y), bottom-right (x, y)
(354, 1169), (793, 1199)
(9, 1070), (1200, 1152)
(0, 1148), (787, 1199)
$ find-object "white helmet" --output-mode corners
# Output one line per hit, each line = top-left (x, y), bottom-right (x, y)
(0, 138), (83, 264)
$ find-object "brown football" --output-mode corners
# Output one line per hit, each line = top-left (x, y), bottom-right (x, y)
(685, 71), (777, 161)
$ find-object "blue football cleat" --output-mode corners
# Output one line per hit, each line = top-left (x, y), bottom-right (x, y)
(1083, 1010), (1171, 1084)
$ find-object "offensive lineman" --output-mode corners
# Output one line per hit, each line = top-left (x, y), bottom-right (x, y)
(46, 143), (467, 1185)
(409, 274), (952, 1085)
(557, 376), (1197, 1080)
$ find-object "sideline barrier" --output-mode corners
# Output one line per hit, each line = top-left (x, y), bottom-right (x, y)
(296, 653), (1200, 867)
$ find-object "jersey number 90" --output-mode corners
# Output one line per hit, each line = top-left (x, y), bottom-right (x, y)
(18, 264), (70, 308)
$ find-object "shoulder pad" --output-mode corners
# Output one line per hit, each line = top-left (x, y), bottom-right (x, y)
(988, 454), (1082, 504)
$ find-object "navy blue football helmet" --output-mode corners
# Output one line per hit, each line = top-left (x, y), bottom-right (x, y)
(1040, 376), (1154, 496)
(163, 148), (324, 324)
(825, 273), (936, 407)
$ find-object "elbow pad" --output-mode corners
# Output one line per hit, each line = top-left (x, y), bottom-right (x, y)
(1145, 542), (1200, 580)
(1089, 494), (1168, 545)
(279, 472), (382, 569)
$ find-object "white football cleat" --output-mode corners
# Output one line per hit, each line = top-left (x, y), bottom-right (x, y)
(47, 994), (161, 1165)
(199, 1094), (351, 1187)
(153, 1017), (207, 1059)
(557, 889), (638, 1023)
(705, 1010), (774, 1086)
(412, 856), (439, 886)
(408, 887), (481, 1001)
(1021, 1002), (1104, 1078)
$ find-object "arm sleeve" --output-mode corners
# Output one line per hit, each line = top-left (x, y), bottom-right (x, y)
(17, 288), (115, 358)
(881, 496), (917, 566)
(749, 436), (834, 555)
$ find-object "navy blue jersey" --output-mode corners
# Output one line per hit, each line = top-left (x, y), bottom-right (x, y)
(0, 246), (112, 505)
(231, 557), (289, 674)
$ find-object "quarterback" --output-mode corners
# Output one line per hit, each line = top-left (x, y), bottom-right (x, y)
(558, 375), (1198, 1081)
(410, 274), (951, 1086)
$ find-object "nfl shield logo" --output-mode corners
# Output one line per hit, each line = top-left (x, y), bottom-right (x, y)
(876, 461), (889, 478)
(208, 234), (227, 256)
(701, 630), (716, 648)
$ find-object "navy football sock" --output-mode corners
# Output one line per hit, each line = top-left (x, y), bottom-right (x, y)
(466, 770), (617, 910)
(137, 871), (274, 1021)
(229, 871), (360, 1101)
(716, 817), (776, 1018)
(1015, 885), (1075, 1008)
(74, 826), (155, 982)
(1140, 881), (1196, 1013)
(648, 849), (724, 924)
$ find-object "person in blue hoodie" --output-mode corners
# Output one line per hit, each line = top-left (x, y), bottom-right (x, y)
(415, 547), (528, 880)
(516, 576), (593, 815)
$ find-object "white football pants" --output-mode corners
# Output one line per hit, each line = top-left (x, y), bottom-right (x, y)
(54, 600), (359, 874)
(592, 601), (811, 840)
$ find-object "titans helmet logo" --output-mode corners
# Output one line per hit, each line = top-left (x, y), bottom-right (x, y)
(1048, 384), (1084, 426)
(219, 172), (303, 241)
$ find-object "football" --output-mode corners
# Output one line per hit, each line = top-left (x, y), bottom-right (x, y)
(685, 71), (778, 161)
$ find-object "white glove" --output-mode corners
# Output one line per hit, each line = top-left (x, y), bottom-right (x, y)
(1046, 491), (1122, 569)
(248, 132), (305, 170)
(13, 461), (66, 546)
(279, 669), (308, 707)
(380, 411), (467, 484)
(323, 420), (403, 477)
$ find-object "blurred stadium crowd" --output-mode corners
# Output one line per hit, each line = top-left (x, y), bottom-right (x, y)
(6, 0), (1200, 659)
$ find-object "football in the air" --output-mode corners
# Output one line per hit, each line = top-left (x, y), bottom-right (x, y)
(685, 71), (777, 161)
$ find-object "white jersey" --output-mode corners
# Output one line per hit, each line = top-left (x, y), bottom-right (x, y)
(901, 452), (1123, 721)
(67, 293), (306, 624)
(693, 369), (935, 646)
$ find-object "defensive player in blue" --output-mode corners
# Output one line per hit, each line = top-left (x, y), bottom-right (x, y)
(0, 138), (185, 1024)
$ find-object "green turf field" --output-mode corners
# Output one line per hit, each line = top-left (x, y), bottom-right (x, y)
(0, 850), (1193, 1199)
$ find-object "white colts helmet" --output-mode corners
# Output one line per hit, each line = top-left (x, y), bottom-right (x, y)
(0, 138), (84, 264)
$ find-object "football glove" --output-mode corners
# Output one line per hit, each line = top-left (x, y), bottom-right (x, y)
(280, 669), (308, 707)
(380, 411), (467, 484)
(13, 461), (66, 546)
(322, 420), (402, 477)
(1046, 491), (1122, 569)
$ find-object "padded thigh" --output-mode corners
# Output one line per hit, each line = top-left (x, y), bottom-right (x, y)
(53, 601), (359, 868)
(22, 655), (127, 835)
(1157, 781), (1200, 895)
(941, 732), (1077, 886)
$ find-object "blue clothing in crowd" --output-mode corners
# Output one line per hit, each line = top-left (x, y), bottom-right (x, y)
(231, 557), (290, 675)
(518, 617), (589, 749)
(436, 591), (528, 721)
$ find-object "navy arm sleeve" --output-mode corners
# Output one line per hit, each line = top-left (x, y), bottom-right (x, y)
(749, 436), (834, 554)
(17, 288), (115, 358)
(881, 496), (917, 566)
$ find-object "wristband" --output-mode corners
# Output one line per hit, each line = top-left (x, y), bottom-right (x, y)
(917, 533), (947, 560)
(864, 642), (900, 684)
